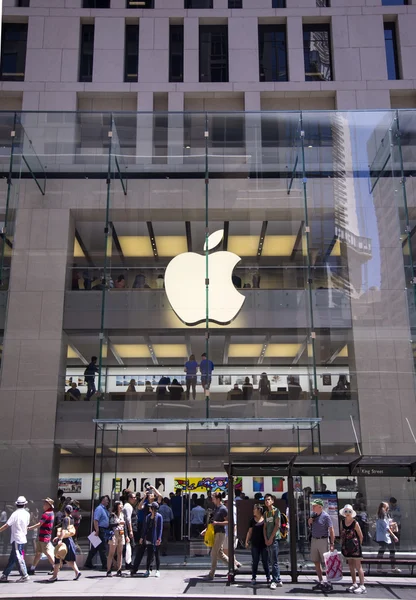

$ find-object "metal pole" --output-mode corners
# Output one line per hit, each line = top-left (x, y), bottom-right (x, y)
(227, 466), (235, 585)
(288, 472), (298, 583)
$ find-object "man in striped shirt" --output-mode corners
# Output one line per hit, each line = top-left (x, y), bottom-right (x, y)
(28, 498), (55, 574)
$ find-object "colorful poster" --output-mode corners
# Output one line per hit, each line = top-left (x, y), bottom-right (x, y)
(311, 493), (340, 536)
(272, 477), (284, 493)
(112, 478), (122, 494)
(174, 476), (242, 494)
(94, 476), (100, 499)
(58, 477), (82, 494)
(253, 477), (264, 493)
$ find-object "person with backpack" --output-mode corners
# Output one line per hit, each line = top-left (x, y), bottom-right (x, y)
(263, 494), (283, 589)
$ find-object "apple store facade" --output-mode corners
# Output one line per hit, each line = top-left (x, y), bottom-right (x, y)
(1, 109), (416, 574)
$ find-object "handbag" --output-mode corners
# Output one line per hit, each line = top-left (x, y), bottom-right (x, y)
(324, 550), (343, 583)
(203, 523), (215, 548)
(54, 541), (68, 560)
(56, 523), (76, 539)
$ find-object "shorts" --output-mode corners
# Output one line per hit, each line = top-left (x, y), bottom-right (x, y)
(109, 529), (125, 548)
(36, 540), (54, 559)
(310, 538), (328, 563)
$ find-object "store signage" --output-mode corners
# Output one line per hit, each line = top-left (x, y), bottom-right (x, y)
(165, 230), (245, 326)
(334, 224), (372, 257)
(354, 466), (410, 477)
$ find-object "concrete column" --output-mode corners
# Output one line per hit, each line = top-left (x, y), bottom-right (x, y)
(184, 17), (199, 83)
(287, 17), (304, 82)
(229, 17), (258, 83)
(168, 92), (185, 166)
(136, 92), (154, 166)
(93, 18), (125, 84)
(244, 91), (261, 172)
(138, 17), (169, 84)
(0, 205), (74, 501)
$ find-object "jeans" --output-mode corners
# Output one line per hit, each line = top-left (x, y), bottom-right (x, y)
(145, 544), (160, 571)
(377, 541), (396, 567)
(251, 545), (270, 580)
(3, 542), (28, 577)
(86, 378), (96, 400)
(268, 540), (281, 583)
(132, 542), (146, 573)
(84, 528), (107, 568)
(186, 376), (197, 400)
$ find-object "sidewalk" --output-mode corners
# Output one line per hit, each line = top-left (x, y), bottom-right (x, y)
(0, 568), (414, 600)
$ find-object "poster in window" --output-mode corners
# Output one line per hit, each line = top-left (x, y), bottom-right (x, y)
(272, 477), (284, 493)
(253, 477), (264, 493)
(155, 478), (165, 493)
(141, 477), (152, 492)
(58, 477), (82, 494)
(323, 374), (332, 386)
(112, 478), (122, 494)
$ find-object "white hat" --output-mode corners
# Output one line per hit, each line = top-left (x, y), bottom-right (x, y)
(339, 504), (356, 518)
(15, 496), (27, 506)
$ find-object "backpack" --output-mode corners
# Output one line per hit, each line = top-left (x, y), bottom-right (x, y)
(280, 512), (288, 540)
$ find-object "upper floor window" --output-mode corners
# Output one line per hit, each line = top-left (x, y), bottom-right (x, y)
(381, 1), (408, 5)
(83, 0), (110, 7)
(124, 24), (139, 82)
(258, 25), (288, 82)
(126, 0), (154, 7)
(0, 23), (28, 82)
(384, 22), (400, 80)
(199, 24), (228, 82)
(17, 1), (30, 6)
(272, 1), (286, 7)
(79, 24), (95, 83)
(169, 24), (184, 83)
(316, 0), (330, 6)
(185, 1), (213, 8)
(228, 0), (243, 7)
(303, 23), (332, 82)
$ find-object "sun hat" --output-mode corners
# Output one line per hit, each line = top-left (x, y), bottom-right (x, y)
(311, 499), (324, 507)
(55, 541), (68, 560)
(339, 504), (357, 518)
(15, 496), (27, 506)
(43, 497), (55, 509)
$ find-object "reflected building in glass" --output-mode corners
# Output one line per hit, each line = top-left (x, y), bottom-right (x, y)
(0, 0), (416, 578)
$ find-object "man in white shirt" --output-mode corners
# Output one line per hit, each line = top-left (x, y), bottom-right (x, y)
(0, 496), (30, 582)
(190, 499), (206, 538)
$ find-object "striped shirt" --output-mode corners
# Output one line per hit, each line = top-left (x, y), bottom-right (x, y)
(39, 510), (54, 542)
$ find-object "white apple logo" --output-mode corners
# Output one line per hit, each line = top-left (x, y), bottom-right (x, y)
(164, 230), (245, 326)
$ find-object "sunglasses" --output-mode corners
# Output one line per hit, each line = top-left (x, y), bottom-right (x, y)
(344, 510), (353, 514)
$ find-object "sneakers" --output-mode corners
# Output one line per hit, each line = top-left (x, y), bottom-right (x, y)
(154, 570), (160, 578)
(144, 570), (150, 578)
(28, 567), (35, 575)
(323, 582), (333, 591)
(16, 575), (30, 583)
(251, 578), (257, 585)
(391, 568), (402, 573)
(349, 583), (359, 592)
(312, 582), (324, 591)
(0, 575), (8, 583)
(354, 585), (367, 594)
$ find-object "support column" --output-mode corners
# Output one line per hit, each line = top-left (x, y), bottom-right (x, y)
(287, 17), (304, 83)
(244, 91), (261, 171)
(168, 92), (184, 166)
(184, 18), (199, 83)
(0, 206), (74, 502)
(136, 92), (154, 166)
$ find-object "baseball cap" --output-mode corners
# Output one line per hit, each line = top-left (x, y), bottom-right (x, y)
(150, 501), (159, 510)
(312, 499), (324, 507)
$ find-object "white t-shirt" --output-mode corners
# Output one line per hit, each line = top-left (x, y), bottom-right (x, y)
(7, 508), (30, 544)
(123, 503), (133, 528)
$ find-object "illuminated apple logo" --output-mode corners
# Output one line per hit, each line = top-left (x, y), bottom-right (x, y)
(165, 230), (245, 326)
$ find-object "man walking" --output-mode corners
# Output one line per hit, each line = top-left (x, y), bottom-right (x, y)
(0, 496), (30, 582)
(28, 497), (55, 574)
(308, 499), (335, 591)
(84, 495), (110, 570)
(205, 493), (238, 580)
(264, 493), (283, 589)
(84, 355), (99, 400)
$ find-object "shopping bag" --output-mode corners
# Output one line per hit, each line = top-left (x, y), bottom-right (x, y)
(324, 550), (343, 582)
(203, 524), (215, 548)
(125, 541), (132, 564)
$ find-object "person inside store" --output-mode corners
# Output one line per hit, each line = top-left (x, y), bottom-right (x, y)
(287, 376), (302, 400)
(246, 504), (270, 585)
(331, 375), (351, 400)
(375, 501), (400, 573)
(184, 354), (198, 401)
(84, 495), (110, 570)
(66, 382), (81, 401)
(115, 274), (126, 289)
(131, 502), (163, 578)
(339, 504), (365, 594)
(190, 499), (206, 538)
(169, 378), (184, 400)
(126, 379), (137, 393)
(171, 489), (183, 542)
(156, 376), (170, 398)
(158, 498), (173, 556)
(308, 499), (335, 591)
(84, 356), (99, 401)
(242, 377), (253, 400)
(200, 353), (214, 391)
(227, 384), (243, 400)
(258, 372), (271, 400)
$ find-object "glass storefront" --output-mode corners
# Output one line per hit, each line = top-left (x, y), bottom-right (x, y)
(0, 109), (416, 577)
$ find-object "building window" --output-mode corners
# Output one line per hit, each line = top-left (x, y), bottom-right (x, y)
(211, 115), (244, 149)
(258, 25), (288, 82)
(228, 0), (243, 8)
(17, 1), (30, 6)
(316, 0), (330, 6)
(79, 24), (94, 83)
(185, 1), (213, 8)
(126, 0), (154, 7)
(0, 23), (28, 82)
(199, 25), (228, 82)
(83, 0), (110, 7)
(382, 1), (408, 5)
(303, 24), (332, 81)
(169, 24), (184, 83)
(272, 1), (286, 7)
(124, 24), (139, 83)
(384, 22), (400, 80)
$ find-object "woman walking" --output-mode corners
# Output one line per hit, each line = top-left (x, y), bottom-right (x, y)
(107, 500), (127, 577)
(48, 505), (80, 583)
(339, 504), (365, 594)
(375, 502), (400, 573)
(245, 504), (270, 585)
